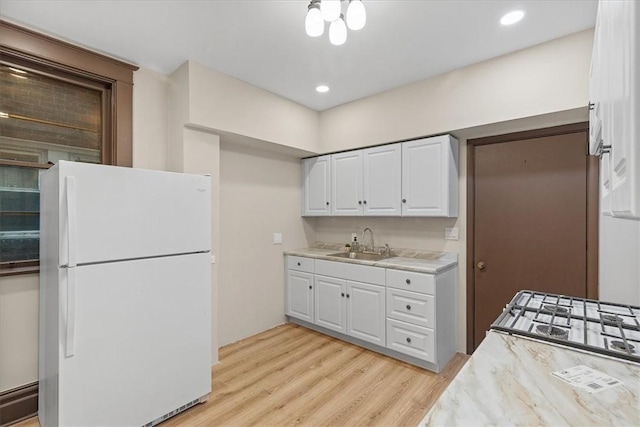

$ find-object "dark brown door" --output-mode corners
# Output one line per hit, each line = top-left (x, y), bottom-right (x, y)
(472, 130), (591, 349)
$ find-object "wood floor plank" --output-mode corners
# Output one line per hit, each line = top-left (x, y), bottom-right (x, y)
(15, 323), (468, 427)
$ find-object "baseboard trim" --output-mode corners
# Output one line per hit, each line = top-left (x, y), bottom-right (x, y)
(0, 382), (38, 427)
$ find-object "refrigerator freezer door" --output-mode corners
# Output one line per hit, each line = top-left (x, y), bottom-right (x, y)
(48, 161), (211, 266)
(57, 253), (211, 426)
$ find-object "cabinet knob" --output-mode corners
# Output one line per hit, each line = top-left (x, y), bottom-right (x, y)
(406, 279), (411, 284)
(406, 304), (411, 311)
(402, 199), (407, 203)
(346, 294), (350, 298)
(297, 262), (301, 266)
(341, 293), (345, 297)
(406, 337), (412, 344)
(363, 200), (367, 204)
(309, 285), (312, 289)
(326, 202), (329, 206)
(358, 201), (362, 205)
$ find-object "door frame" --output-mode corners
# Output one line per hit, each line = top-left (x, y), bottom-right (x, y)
(466, 122), (599, 353)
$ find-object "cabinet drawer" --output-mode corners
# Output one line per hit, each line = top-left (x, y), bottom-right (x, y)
(386, 288), (435, 328)
(386, 319), (435, 363)
(287, 256), (314, 273)
(386, 269), (435, 295)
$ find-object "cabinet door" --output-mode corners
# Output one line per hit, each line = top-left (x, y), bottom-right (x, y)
(314, 275), (346, 333)
(303, 156), (331, 216)
(286, 270), (314, 322)
(331, 151), (363, 216)
(346, 281), (385, 346)
(402, 136), (458, 217)
(363, 144), (401, 216)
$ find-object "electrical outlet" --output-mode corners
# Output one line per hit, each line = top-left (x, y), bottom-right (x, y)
(445, 227), (459, 240)
(351, 233), (358, 241)
(273, 233), (283, 244)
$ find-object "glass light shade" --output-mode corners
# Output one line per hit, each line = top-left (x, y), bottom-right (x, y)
(329, 15), (347, 46)
(305, 6), (324, 37)
(321, 0), (341, 22)
(346, 0), (366, 30)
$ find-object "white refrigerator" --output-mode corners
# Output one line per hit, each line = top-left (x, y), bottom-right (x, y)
(39, 161), (212, 426)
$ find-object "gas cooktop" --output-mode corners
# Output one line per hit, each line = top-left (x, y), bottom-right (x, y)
(491, 290), (640, 364)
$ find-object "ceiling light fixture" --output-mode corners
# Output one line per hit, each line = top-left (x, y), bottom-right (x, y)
(500, 10), (525, 26)
(305, 1), (324, 37)
(316, 85), (330, 93)
(305, 0), (366, 45)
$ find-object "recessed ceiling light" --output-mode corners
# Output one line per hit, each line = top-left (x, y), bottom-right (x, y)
(500, 10), (525, 26)
(316, 85), (330, 93)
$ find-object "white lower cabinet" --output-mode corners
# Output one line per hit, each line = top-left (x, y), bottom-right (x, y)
(285, 256), (315, 323)
(386, 287), (435, 329)
(346, 281), (386, 346)
(285, 255), (456, 372)
(387, 319), (435, 363)
(314, 275), (386, 346)
(314, 275), (347, 333)
(286, 270), (314, 323)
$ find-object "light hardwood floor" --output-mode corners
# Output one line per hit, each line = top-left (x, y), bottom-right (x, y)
(17, 323), (468, 427)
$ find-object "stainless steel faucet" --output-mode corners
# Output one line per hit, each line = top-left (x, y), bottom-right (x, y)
(361, 227), (374, 252)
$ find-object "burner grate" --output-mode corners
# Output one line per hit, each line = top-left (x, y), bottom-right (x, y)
(491, 290), (640, 364)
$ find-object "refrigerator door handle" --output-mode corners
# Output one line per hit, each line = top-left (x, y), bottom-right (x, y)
(66, 268), (76, 357)
(66, 176), (78, 268)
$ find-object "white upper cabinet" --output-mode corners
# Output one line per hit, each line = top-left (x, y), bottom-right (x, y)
(591, 0), (640, 218)
(332, 151), (363, 216)
(302, 135), (458, 217)
(331, 144), (401, 216)
(302, 155), (331, 216)
(402, 135), (458, 217)
(363, 144), (402, 216)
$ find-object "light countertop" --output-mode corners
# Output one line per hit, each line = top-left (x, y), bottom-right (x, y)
(284, 243), (458, 274)
(419, 331), (640, 426)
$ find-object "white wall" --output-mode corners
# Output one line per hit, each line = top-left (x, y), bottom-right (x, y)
(599, 215), (640, 305)
(218, 141), (315, 346)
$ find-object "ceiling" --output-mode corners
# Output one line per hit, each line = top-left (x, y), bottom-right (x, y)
(0, 1), (597, 111)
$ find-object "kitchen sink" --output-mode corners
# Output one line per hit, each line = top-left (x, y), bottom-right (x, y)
(326, 251), (391, 261)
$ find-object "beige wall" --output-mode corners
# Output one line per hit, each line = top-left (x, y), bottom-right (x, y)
(0, 274), (39, 391)
(218, 141), (315, 346)
(132, 67), (169, 171)
(319, 29), (593, 152)
(187, 61), (321, 154)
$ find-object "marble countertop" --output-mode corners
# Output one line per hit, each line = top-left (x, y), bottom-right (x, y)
(284, 243), (458, 274)
(420, 331), (640, 426)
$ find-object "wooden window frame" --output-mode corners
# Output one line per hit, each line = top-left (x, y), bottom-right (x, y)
(0, 20), (138, 277)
